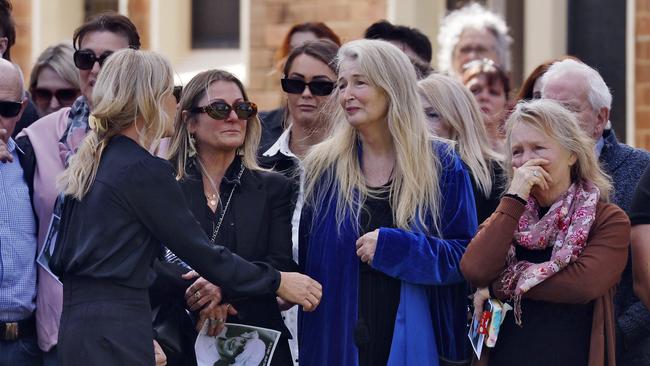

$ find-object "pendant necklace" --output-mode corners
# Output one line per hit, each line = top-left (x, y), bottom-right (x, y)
(197, 159), (220, 210)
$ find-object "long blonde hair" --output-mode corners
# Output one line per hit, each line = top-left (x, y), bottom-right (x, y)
(58, 49), (173, 199)
(303, 39), (446, 233)
(504, 99), (612, 201)
(167, 69), (262, 180)
(418, 73), (502, 196)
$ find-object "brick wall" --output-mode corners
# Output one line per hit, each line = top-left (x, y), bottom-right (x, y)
(248, 0), (387, 110)
(637, 0), (650, 149)
(9, 0), (32, 78)
(128, 0), (150, 50)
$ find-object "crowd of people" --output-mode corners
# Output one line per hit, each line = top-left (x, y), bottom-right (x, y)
(1, 1), (650, 366)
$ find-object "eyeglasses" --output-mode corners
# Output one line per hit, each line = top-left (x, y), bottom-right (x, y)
(31, 88), (79, 107)
(0, 100), (23, 118)
(281, 78), (335, 96)
(189, 101), (258, 120)
(73, 49), (114, 70)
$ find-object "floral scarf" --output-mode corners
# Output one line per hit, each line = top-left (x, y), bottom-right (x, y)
(501, 180), (600, 324)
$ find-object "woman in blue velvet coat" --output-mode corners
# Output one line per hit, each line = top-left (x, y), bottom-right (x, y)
(298, 39), (478, 366)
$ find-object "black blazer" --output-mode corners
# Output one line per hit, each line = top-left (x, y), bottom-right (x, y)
(153, 156), (297, 336)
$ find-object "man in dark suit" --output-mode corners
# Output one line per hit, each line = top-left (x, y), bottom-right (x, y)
(542, 58), (650, 366)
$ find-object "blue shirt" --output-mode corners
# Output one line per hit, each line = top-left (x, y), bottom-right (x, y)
(0, 138), (37, 321)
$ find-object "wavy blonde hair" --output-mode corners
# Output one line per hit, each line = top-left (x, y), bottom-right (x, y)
(303, 39), (446, 233)
(167, 69), (261, 180)
(418, 73), (502, 196)
(504, 99), (612, 201)
(58, 49), (173, 199)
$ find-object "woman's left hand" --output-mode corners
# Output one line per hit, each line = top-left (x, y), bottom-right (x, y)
(182, 271), (222, 311)
(356, 229), (379, 265)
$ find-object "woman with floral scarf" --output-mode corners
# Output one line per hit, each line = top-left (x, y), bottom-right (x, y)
(461, 99), (630, 366)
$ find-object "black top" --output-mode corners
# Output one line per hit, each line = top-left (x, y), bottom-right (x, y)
(257, 107), (301, 181)
(51, 135), (280, 297)
(630, 165), (650, 226)
(468, 160), (505, 225)
(12, 100), (39, 138)
(489, 207), (593, 366)
(355, 187), (401, 366)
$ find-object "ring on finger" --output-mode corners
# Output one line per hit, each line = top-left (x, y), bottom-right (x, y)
(195, 291), (200, 300)
(532, 170), (540, 177)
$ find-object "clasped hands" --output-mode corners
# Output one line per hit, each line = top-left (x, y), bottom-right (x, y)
(356, 229), (379, 265)
(183, 270), (236, 336)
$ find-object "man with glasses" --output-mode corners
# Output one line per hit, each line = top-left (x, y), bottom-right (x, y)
(0, 58), (41, 366)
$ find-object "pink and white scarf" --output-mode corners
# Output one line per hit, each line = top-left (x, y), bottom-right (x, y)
(501, 180), (600, 324)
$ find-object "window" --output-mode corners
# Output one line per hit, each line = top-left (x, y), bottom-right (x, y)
(192, 0), (240, 49)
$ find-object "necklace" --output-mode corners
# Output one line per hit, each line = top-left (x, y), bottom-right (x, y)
(197, 159), (222, 210)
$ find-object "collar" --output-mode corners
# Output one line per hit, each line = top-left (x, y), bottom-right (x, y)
(6, 137), (18, 154)
(187, 155), (244, 187)
(263, 126), (296, 159)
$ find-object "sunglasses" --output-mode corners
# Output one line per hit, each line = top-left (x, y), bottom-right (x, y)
(281, 78), (335, 96)
(189, 101), (258, 120)
(31, 88), (79, 106)
(73, 49), (114, 70)
(0, 100), (23, 118)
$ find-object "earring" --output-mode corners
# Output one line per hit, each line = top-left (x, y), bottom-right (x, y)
(188, 133), (197, 158)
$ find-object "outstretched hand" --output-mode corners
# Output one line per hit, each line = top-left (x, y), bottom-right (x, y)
(276, 272), (322, 312)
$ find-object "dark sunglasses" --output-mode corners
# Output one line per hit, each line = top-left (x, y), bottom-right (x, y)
(0, 100), (23, 118)
(31, 88), (79, 105)
(73, 49), (113, 70)
(281, 78), (335, 96)
(189, 101), (258, 120)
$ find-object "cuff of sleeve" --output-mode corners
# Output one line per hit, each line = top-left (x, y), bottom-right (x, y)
(371, 228), (392, 272)
(496, 196), (527, 221)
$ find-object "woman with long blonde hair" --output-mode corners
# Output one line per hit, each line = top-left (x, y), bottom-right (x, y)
(50, 49), (322, 366)
(418, 73), (504, 223)
(299, 39), (477, 366)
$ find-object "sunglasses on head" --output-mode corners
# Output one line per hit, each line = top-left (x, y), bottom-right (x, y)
(281, 78), (335, 96)
(73, 49), (114, 70)
(189, 101), (258, 120)
(31, 88), (79, 106)
(0, 100), (23, 118)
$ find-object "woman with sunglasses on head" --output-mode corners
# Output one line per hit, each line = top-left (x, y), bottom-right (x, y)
(51, 48), (321, 366)
(158, 69), (297, 366)
(258, 39), (338, 365)
(13, 12), (142, 364)
(462, 58), (511, 154)
(299, 39), (477, 366)
(28, 43), (80, 118)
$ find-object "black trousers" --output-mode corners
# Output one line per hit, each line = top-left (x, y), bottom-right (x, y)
(58, 276), (154, 366)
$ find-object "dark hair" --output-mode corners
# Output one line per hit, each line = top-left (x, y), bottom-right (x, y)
(0, 0), (16, 60)
(516, 55), (581, 101)
(461, 58), (511, 98)
(73, 12), (141, 50)
(275, 22), (341, 63)
(282, 39), (339, 77)
(364, 20), (432, 64)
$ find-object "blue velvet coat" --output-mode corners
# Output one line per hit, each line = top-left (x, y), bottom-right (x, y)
(298, 144), (477, 366)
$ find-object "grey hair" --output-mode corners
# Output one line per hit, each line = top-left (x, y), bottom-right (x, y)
(437, 3), (512, 75)
(540, 58), (612, 111)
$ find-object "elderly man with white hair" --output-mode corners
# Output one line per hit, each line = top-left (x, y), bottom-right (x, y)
(542, 58), (650, 366)
(0, 58), (41, 365)
(437, 3), (512, 78)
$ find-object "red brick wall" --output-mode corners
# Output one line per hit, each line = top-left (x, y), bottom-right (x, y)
(9, 0), (32, 78)
(248, 0), (387, 110)
(128, 0), (150, 50)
